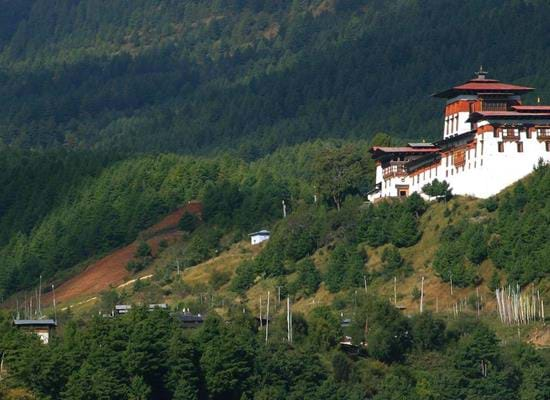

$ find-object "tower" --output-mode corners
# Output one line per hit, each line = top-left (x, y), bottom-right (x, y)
(433, 68), (534, 139)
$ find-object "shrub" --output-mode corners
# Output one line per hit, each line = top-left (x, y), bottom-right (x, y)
(295, 258), (321, 297)
(411, 286), (421, 301)
(209, 270), (231, 290)
(332, 353), (352, 383)
(410, 312), (446, 351)
(179, 212), (199, 233)
(230, 260), (256, 294)
(380, 245), (411, 280)
(135, 241), (152, 258)
(325, 244), (365, 293)
(182, 227), (222, 267)
(488, 270), (500, 292)
(432, 242), (478, 287)
(127, 259), (146, 273)
(481, 197), (498, 212)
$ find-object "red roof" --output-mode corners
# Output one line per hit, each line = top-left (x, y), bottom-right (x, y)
(433, 77), (534, 98)
(467, 111), (550, 122)
(370, 146), (440, 159)
(512, 105), (550, 112)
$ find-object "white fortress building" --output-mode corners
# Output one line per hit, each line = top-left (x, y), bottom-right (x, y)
(368, 69), (550, 200)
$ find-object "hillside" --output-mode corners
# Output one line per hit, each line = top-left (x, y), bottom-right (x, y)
(42, 206), (190, 305)
(1, 145), (549, 400)
(1, 2), (550, 399)
(3, 164), (545, 400)
(46, 166), (549, 331)
(1, 0), (550, 154)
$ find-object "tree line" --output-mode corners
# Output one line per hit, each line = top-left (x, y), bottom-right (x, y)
(1, 1), (550, 154)
(0, 296), (547, 399)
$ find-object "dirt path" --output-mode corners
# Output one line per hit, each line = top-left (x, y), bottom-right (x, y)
(41, 206), (192, 305)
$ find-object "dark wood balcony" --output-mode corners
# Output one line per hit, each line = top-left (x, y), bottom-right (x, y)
(501, 133), (520, 141)
(536, 128), (550, 141)
(383, 161), (407, 179)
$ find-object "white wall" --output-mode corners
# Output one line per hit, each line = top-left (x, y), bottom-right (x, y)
(36, 331), (50, 344)
(369, 127), (550, 201)
(444, 112), (471, 139)
(251, 235), (270, 245)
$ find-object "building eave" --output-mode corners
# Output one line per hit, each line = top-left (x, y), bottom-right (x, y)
(467, 112), (550, 123)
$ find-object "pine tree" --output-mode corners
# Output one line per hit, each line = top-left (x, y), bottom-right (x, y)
(325, 244), (347, 293)
(296, 258), (321, 296)
(173, 379), (199, 400)
(128, 376), (152, 400)
(165, 329), (199, 398)
(391, 212), (419, 247)
(200, 323), (255, 400)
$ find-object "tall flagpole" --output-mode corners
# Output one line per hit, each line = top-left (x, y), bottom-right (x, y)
(265, 291), (270, 344)
(39, 275), (42, 317)
(52, 284), (57, 321)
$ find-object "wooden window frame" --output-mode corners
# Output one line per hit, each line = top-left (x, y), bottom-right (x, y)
(517, 142), (523, 153)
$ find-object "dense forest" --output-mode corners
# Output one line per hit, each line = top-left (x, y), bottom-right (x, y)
(1, 0), (550, 155)
(0, 140), (379, 297)
(1, 140), (549, 302)
(1, 300), (548, 399)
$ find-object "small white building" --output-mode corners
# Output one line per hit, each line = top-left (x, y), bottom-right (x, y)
(368, 69), (550, 201)
(13, 319), (57, 344)
(249, 230), (270, 245)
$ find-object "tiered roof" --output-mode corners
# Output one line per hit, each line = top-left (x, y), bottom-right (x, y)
(369, 146), (439, 160)
(433, 69), (533, 99)
(468, 111), (550, 123)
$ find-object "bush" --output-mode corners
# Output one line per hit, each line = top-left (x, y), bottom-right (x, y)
(481, 197), (498, 212)
(127, 259), (146, 273)
(380, 245), (411, 280)
(332, 353), (352, 383)
(354, 298), (412, 363)
(179, 212), (199, 233)
(230, 260), (257, 294)
(209, 270), (231, 290)
(410, 312), (446, 351)
(182, 227), (222, 267)
(135, 241), (152, 258)
(432, 242), (478, 287)
(292, 258), (321, 297)
(358, 199), (423, 248)
(325, 244), (365, 293)
(488, 270), (500, 292)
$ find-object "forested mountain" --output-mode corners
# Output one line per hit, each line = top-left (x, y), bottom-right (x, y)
(1, 0), (550, 155)
(0, 140), (378, 297)
(1, 3), (549, 399)
(2, 146), (550, 399)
